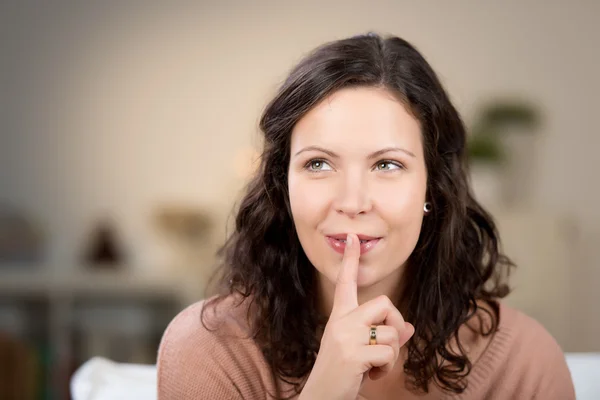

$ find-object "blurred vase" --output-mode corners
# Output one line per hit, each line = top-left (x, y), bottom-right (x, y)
(152, 206), (214, 298)
(82, 219), (126, 269)
(499, 126), (538, 208)
(470, 163), (503, 209)
(0, 206), (45, 265)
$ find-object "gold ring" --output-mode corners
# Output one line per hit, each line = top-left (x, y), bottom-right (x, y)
(369, 325), (377, 345)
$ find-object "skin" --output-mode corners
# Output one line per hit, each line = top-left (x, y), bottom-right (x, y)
(288, 86), (429, 315)
(288, 86), (430, 399)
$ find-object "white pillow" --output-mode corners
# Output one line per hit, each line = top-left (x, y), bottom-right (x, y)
(70, 356), (156, 400)
(565, 353), (600, 400)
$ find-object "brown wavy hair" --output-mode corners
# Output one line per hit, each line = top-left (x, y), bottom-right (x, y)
(202, 32), (513, 397)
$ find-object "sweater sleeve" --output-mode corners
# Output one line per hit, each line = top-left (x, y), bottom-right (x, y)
(157, 300), (272, 400)
(460, 303), (577, 400)
(533, 337), (576, 399)
(506, 308), (576, 400)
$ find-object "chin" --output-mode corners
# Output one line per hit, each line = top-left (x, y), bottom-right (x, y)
(356, 266), (379, 287)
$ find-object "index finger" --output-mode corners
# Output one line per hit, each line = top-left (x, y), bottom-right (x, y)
(331, 233), (360, 317)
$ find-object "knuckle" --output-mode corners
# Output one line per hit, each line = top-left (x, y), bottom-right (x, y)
(384, 346), (395, 361)
(384, 325), (398, 338)
(377, 295), (393, 308)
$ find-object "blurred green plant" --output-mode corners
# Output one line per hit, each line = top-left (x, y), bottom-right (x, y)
(467, 99), (541, 165)
(467, 133), (504, 163)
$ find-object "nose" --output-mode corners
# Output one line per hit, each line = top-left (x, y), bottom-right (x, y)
(333, 172), (372, 217)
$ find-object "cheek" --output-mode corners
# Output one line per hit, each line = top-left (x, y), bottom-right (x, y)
(288, 178), (330, 273)
(288, 177), (327, 229)
(375, 195), (424, 272)
(377, 181), (426, 238)
(380, 197), (423, 225)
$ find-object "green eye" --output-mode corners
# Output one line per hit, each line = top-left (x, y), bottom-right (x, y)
(306, 159), (332, 172)
(375, 161), (402, 171)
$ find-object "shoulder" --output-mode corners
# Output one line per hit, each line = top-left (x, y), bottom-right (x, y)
(496, 302), (561, 353)
(463, 301), (575, 399)
(157, 295), (276, 399)
(496, 302), (570, 372)
(157, 294), (251, 359)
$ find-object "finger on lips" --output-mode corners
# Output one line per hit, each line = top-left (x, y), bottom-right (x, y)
(331, 232), (415, 356)
(332, 233), (360, 317)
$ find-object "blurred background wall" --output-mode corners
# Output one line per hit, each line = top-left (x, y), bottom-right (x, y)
(0, 0), (598, 397)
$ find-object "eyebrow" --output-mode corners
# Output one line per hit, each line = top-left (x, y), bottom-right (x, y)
(293, 145), (416, 159)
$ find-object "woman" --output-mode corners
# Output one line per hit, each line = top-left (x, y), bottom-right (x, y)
(157, 33), (575, 399)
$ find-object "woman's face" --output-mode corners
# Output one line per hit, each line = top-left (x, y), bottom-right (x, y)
(288, 87), (428, 296)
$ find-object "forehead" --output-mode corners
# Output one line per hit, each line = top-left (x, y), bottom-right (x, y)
(290, 86), (422, 154)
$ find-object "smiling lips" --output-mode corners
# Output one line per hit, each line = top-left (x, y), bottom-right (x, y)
(325, 233), (382, 255)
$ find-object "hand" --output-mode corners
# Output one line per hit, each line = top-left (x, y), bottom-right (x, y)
(300, 233), (414, 400)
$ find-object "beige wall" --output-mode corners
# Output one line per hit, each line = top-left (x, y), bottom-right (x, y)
(1, 1), (599, 350)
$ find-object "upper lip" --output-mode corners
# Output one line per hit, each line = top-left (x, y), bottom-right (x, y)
(327, 233), (381, 241)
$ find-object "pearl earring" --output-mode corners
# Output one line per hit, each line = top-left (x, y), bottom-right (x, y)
(424, 202), (432, 213)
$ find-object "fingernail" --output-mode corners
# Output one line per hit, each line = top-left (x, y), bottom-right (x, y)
(346, 234), (353, 247)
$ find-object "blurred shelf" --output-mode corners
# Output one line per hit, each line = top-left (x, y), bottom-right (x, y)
(0, 265), (188, 399)
(0, 266), (186, 299)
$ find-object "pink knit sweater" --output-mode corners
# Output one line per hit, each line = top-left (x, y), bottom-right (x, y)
(157, 296), (575, 399)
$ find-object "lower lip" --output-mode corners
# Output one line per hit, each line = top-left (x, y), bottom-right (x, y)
(326, 236), (382, 255)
